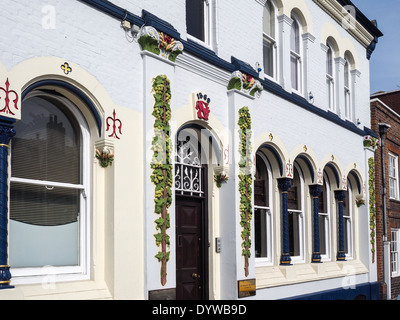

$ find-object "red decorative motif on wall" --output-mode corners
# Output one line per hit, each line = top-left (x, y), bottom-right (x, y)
(0, 78), (19, 116)
(286, 160), (293, 178)
(106, 109), (123, 140)
(195, 93), (211, 121)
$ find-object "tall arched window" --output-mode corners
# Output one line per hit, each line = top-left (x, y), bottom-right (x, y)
(287, 164), (304, 261)
(326, 41), (335, 111)
(343, 183), (354, 258)
(9, 91), (90, 282)
(344, 54), (352, 120)
(263, 0), (277, 79)
(254, 153), (273, 264)
(318, 175), (331, 260)
(290, 14), (302, 92)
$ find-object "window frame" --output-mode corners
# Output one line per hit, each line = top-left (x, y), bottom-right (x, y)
(319, 174), (332, 261)
(10, 91), (91, 285)
(343, 184), (354, 259)
(326, 42), (336, 112)
(186, 0), (213, 48)
(287, 163), (305, 264)
(344, 55), (352, 121)
(392, 229), (400, 277)
(389, 152), (399, 200)
(290, 14), (302, 94)
(254, 152), (274, 266)
(263, 0), (278, 81)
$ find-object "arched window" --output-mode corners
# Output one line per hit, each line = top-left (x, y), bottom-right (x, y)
(263, 0), (277, 79)
(318, 174), (331, 260)
(254, 153), (273, 264)
(326, 41), (335, 111)
(343, 183), (354, 258)
(344, 54), (352, 120)
(290, 14), (302, 92)
(287, 164), (304, 261)
(9, 90), (90, 282)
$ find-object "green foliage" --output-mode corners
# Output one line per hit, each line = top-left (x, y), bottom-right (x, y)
(138, 35), (161, 56)
(368, 157), (376, 262)
(151, 75), (173, 286)
(238, 107), (253, 277)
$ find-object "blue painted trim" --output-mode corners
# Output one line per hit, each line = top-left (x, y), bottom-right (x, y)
(78, 0), (378, 138)
(285, 281), (379, 300)
(296, 155), (315, 184)
(259, 144), (284, 177)
(22, 80), (103, 137)
(0, 119), (16, 290)
(142, 10), (180, 39)
(326, 163), (341, 189)
(349, 170), (362, 194)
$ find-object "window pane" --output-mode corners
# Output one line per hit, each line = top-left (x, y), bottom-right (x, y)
(291, 55), (299, 91)
(288, 168), (301, 210)
(326, 47), (333, 76)
(263, 0), (275, 38)
(186, 0), (205, 41)
(343, 218), (350, 254)
(319, 215), (327, 255)
(263, 37), (274, 78)
(11, 97), (81, 185)
(255, 155), (269, 207)
(255, 208), (269, 258)
(10, 182), (80, 268)
(288, 211), (300, 257)
(290, 19), (300, 54)
(344, 61), (350, 87)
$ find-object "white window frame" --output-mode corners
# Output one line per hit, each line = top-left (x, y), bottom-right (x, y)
(290, 14), (302, 94)
(186, 0), (214, 49)
(344, 184), (354, 260)
(10, 91), (91, 285)
(344, 55), (352, 121)
(326, 42), (335, 112)
(320, 174), (332, 261)
(263, 0), (278, 82)
(389, 152), (399, 200)
(288, 163), (305, 264)
(392, 229), (400, 277)
(254, 152), (274, 266)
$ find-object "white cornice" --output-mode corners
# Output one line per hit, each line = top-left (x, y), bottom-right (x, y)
(313, 0), (374, 48)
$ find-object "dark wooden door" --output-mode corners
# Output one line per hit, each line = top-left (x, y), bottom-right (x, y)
(176, 197), (207, 300)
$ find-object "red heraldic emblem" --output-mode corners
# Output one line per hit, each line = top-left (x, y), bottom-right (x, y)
(0, 78), (19, 116)
(195, 93), (211, 121)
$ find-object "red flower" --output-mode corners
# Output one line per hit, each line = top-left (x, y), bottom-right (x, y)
(246, 75), (252, 82)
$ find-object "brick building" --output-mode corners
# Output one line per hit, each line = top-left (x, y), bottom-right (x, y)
(371, 90), (400, 300)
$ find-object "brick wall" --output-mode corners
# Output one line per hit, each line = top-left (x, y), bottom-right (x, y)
(371, 94), (400, 300)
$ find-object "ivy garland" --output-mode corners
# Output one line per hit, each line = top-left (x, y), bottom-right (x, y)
(238, 107), (253, 277)
(368, 157), (376, 263)
(150, 75), (173, 286)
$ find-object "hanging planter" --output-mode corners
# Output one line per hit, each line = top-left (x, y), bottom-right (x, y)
(96, 148), (114, 168)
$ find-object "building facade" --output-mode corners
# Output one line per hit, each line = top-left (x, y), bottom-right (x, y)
(371, 90), (400, 300)
(0, 0), (382, 300)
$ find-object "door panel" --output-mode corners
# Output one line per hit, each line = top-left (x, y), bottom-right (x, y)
(176, 197), (205, 300)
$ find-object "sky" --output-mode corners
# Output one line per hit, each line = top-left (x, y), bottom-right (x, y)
(352, 0), (400, 94)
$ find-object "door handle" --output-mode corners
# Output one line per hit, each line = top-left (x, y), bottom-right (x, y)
(192, 273), (201, 279)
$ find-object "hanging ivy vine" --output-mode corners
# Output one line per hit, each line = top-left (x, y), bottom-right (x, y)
(150, 75), (173, 286)
(238, 107), (253, 277)
(368, 157), (376, 263)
